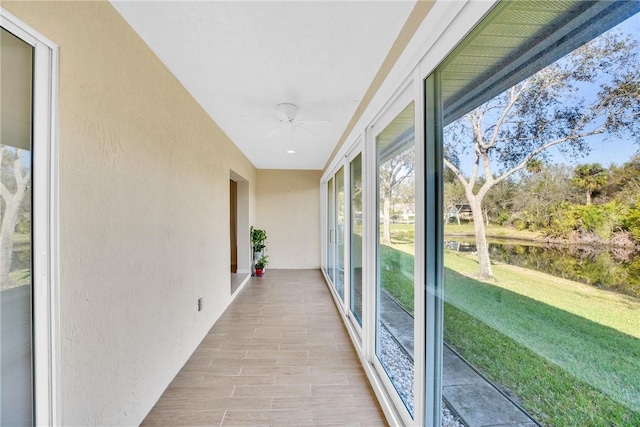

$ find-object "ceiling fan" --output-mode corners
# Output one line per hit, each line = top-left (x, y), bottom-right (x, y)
(267, 103), (331, 153)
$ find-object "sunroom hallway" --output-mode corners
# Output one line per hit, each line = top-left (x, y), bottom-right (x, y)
(141, 269), (387, 426)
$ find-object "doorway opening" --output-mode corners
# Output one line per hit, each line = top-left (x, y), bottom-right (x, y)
(230, 179), (237, 274)
(229, 170), (250, 294)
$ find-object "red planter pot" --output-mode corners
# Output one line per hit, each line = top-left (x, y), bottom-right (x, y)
(255, 268), (264, 277)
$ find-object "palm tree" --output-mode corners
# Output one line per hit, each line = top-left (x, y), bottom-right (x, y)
(571, 163), (608, 205)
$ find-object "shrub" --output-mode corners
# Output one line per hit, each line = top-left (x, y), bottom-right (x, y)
(545, 201), (626, 242)
(623, 200), (640, 244)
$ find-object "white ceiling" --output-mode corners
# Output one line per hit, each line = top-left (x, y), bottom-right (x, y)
(111, 1), (416, 170)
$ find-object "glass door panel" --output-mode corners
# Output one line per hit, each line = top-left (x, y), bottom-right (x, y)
(437, 4), (640, 426)
(327, 177), (335, 284)
(350, 154), (363, 327)
(335, 167), (345, 301)
(1, 27), (34, 426)
(376, 102), (416, 416)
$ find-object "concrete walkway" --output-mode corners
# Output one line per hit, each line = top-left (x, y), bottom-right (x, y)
(380, 292), (538, 427)
(442, 346), (537, 427)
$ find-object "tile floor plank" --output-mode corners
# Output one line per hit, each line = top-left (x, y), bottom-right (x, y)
(141, 269), (387, 427)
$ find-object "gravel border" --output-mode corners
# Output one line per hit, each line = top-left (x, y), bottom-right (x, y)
(379, 324), (464, 426)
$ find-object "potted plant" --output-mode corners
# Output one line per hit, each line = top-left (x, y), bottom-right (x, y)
(250, 226), (267, 260)
(254, 256), (268, 277)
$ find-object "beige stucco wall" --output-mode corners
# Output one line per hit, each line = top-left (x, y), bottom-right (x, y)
(256, 170), (322, 269)
(4, 1), (257, 425)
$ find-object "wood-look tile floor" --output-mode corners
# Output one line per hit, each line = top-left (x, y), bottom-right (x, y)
(142, 269), (388, 427)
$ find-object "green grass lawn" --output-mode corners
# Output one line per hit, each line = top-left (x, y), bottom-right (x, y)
(377, 224), (416, 313)
(446, 252), (640, 339)
(445, 222), (541, 241)
(380, 243), (414, 314)
(377, 230), (640, 424)
(445, 304), (640, 426)
(444, 253), (640, 422)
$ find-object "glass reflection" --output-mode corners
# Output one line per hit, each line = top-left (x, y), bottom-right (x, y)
(1, 27), (34, 426)
(376, 102), (415, 416)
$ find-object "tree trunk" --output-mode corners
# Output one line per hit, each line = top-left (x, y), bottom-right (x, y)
(0, 185), (27, 286)
(382, 196), (391, 244)
(469, 198), (493, 279)
(0, 149), (30, 287)
(586, 190), (592, 205)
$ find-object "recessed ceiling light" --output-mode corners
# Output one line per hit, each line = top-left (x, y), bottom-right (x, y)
(287, 149), (296, 154)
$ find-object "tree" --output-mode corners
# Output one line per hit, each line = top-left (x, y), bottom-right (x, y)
(444, 29), (640, 278)
(526, 158), (543, 175)
(605, 152), (640, 205)
(1, 146), (31, 286)
(512, 164), (579, 230)
(483, 178), (517, 225)
(444, 180), (467, 225)
(379, 147), (414, 244)
(571, 163), (608, 205)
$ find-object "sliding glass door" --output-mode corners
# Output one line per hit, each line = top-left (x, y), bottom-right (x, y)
(349, 153), (363, 327)
(335, 167), (345, 301)
(326, 176), (335, 285)
(428, 2), (640, 426)
(1, 26), (34, 426)
(375, 100), (416, 418)
(325, 167), (347, 305)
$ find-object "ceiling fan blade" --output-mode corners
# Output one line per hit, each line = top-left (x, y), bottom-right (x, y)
(295, 119), (332, 127)
(295, 126), (319, 137)
(266, 124), (286, 138)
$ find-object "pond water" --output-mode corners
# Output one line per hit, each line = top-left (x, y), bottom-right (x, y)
(445, 238), (640, 299)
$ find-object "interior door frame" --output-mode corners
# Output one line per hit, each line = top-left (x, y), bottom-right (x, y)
(229, 179), (237, 273)
(1, 8), (60, 426)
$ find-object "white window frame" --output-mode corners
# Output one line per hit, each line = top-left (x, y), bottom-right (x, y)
(367, 78), (424, 427)
(334, 165), (347, 308)
(322, 161), (350, 311)
(319, 1), (500, 425)
(345, 140), (363, 339)
(1, 8), (60, 426)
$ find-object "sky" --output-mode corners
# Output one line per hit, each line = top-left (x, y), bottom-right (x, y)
(561, 14), (640, 168)
(454, 10), (640, 175)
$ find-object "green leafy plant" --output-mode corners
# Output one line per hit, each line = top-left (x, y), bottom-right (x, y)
(255, 256), (269, 269)
(250, 226), (267, 252)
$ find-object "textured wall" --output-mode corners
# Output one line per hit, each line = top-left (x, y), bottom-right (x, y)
(3, 1), (256, 425)
(256, 170), (322, 269)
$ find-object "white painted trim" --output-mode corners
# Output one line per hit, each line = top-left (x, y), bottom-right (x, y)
(1, 7), (60, 427)
(412, 68), (426, 427)
(363, 114), (376, 371)
(343, 155), (352, 325)
(320, 181), (327, 274)
(335, 165), (346, 311)
(229, 274), (252, 303)
(346, 141), (363, 338)
(369, 82), (417, 427)
(422, 73), (443, 427)
(323, 164), (348, 312)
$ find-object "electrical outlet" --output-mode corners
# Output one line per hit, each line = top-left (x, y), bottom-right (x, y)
(197, 298), (203, 312)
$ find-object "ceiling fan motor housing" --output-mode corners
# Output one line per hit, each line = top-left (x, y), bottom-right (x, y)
(277, 103), (298, 122)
